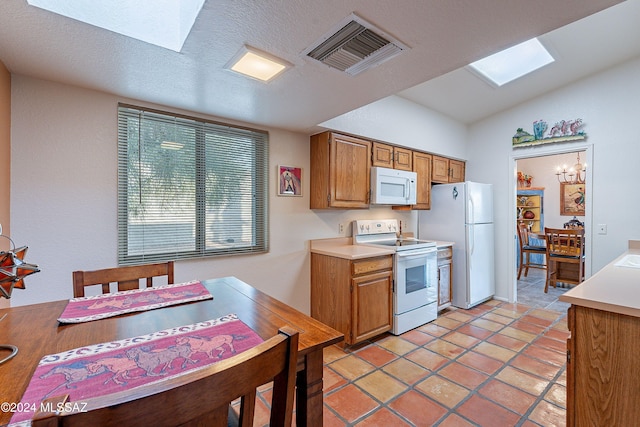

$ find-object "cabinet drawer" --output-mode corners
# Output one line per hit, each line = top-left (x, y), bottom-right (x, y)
(352, 256), (393, 276)
(438, 246), (452, 260)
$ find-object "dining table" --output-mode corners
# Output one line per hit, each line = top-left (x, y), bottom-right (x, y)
(0, 276), (344, 426)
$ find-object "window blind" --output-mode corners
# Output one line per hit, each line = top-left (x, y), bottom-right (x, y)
(117, 104), (269, 264)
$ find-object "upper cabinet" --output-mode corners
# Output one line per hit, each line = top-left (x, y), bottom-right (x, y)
(310, 130), (465, 210)
(432, 155), (465, 183)
(372, 142), (412, 171)
(411, 151), (432, 210)
(310, 131), (371, 209)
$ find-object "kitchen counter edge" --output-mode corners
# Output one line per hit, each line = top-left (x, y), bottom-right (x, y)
(310, 237), (395, 260)
(432, 241), (454, 249)
(559, 240), (640, 317)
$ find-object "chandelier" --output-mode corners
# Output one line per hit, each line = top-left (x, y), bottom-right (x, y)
(556, 152), (586, 184)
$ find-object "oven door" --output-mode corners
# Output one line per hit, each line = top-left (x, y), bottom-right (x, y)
(394, 248), (438, 314)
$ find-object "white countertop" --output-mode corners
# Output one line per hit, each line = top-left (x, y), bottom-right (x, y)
(310, 237), (453, 259)
(310, 237), (395, 260)
(559, 240), (640, 318)
(433, 241), (454, 249)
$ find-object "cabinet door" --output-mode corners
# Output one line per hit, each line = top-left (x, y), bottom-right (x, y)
(394, 147), (413, 171)
(449, 159), (465, 182)
(351, 271), (393, 343)
(432, 155), (450, 183)
(438, 261), (452, 309)
(330, 133), (371, 208)
(412, 151), (432, 209)
(372, 143), (412, 171)
(372, 142), (394, 168)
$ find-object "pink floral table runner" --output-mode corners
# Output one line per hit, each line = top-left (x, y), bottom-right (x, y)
(9, 313), (263, 426)
(57, 280), (212, 323)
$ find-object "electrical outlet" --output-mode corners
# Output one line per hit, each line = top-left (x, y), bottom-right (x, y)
(597, 224), (607, 235)
(339, 223), (344, 234)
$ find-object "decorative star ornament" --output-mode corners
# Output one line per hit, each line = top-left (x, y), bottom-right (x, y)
(0, 246), (40, 299)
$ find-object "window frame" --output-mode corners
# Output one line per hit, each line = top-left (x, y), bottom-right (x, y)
(117, 103), (269, 265)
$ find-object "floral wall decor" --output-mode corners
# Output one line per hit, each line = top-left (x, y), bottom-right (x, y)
(512, 118), (586, 148)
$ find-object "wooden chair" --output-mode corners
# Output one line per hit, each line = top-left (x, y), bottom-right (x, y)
(517, 223), (546, 280)
(72, 261), (174, 298)
(33, 327), (299, 427)
(544, 227), (585, 293)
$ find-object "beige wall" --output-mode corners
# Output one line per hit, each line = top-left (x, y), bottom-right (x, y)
(0, 61), (9, 245)
(0, 61), (9, 308)
(9, 76), (428, 309)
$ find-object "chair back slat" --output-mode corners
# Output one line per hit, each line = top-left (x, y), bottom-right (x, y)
(544, 227), (585, 293)
(73, 261), (174, 298)
(546, 228), (584, 258)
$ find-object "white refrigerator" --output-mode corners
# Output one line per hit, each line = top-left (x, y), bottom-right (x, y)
(418, 182), (495, 309)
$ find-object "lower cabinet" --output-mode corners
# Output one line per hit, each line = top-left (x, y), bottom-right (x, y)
(566, 304), (640, 426)
(437, 246), (453, 311)
(311, 253), (393, 345)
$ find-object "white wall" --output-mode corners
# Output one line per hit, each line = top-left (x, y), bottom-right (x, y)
(14, 56), (638, 310)
(320, 95), (468, 161)
(9, 75), (443, 311)
(469, 57), (640, 301)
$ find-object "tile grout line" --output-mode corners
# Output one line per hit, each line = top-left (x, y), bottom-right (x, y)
(322, 301), (568, 426)
(432, 303), (566, 426)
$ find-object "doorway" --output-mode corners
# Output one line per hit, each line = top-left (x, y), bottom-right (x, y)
(510, 145), (592, 307)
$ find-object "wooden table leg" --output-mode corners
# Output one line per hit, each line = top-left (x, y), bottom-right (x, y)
(295, 350), (324, 427)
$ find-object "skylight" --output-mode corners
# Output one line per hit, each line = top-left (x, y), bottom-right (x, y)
(469, 38), (554, 86)
(27, 0), (205, 52)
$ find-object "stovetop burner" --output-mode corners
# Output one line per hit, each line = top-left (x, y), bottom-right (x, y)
(353, 219), (436, 251)
(367, 238), (430, 247)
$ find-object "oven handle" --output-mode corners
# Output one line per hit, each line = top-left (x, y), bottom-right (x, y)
(396, 250), (437, 260)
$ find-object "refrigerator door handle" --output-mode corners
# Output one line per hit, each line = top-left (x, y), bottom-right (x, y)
(468, 196), (475, 224)
(469, 224), (475, 255)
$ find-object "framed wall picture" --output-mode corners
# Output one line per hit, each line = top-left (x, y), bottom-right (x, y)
(560, 182), (585, 216)
(278, 165), (302, 196)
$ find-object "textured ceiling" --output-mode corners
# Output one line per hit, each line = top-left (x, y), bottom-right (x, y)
(0, 0), (631, 133)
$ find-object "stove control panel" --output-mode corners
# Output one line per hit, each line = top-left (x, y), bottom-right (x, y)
(354, 219), (398, 236)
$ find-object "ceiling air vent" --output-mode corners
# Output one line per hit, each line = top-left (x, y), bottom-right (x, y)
(304, 14), (408, 76)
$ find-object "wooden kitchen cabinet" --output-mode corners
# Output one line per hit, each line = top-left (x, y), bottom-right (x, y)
(566, 305), (640, 426)
(432, 155), (465, 183)
(311, 253), (393, 345)
(372, 142), (412, 171)
(437, 245), (453, 311)
(412, 151), (432, 210)
(310, 131), (371, 209)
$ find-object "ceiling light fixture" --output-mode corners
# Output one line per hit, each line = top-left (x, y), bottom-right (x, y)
(26, 0), (205, 52)
(469, 38), (554, 86)
(227, 46), (291, 82)
(556, 152), (586, 184)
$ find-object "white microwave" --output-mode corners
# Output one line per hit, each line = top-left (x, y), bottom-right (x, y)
(370, 166), (417, 205)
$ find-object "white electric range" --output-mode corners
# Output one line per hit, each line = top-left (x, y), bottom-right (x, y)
(353, 219), (438, 334)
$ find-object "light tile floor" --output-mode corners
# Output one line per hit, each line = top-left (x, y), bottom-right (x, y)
(249, 294), (569, 426)
(516, 268), (571, 312)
